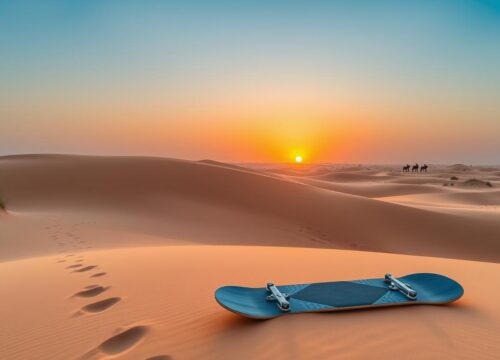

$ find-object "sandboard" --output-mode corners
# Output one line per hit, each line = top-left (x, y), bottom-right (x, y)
(215, 273), (463, 319)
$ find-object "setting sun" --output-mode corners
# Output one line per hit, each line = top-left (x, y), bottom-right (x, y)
(295, 155), (303, 163)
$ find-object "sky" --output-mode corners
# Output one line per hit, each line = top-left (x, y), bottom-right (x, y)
(1, 0), (499, 164)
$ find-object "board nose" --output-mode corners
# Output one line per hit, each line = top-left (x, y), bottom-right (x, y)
(215, 286), (283, 319)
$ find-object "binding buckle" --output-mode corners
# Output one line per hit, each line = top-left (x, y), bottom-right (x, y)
(384, 273), (417, 300)
(266, 283), (291, 312)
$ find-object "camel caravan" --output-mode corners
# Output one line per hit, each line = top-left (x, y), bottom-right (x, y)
(402, 163), (428, 173)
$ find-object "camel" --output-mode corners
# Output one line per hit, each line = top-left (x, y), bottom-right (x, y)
(420, 164), (428, 172)
(402, 164), (410, 172)
(412, 163), (419, 172)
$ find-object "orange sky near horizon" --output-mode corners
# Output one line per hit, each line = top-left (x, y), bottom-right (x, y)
(1, 1), (499, 164)
(2, 94), (497, 164)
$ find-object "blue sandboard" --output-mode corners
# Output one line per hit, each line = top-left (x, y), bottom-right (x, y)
(215, 273), (463, 319)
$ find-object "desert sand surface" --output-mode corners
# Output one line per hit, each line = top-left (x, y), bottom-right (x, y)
(1, 155), (499, 359)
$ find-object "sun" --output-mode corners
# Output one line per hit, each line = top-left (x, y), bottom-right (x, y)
(295, 155), (303, 163)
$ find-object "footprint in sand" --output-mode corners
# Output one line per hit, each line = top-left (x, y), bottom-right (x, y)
(146, 356), (172, 360)
(81, 325), (150, 359)
(73, 265), (97, 273)
(99, 326), (149, 355)
(66, 264), (83, 269)
(80, 297), (121, 313)
(57, 259), (66, 263)
(73, 286), (109, 298)
(90, 272), (107, 278)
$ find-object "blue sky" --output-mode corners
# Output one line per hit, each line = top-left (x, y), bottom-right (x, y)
(1, 0), (499, 163)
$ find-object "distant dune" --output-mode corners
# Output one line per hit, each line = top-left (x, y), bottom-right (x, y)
(313, 171), (395, 182)
(463, 178), (493, 187)
(447, 164), (474, 172)
(293, 177), (447, 198)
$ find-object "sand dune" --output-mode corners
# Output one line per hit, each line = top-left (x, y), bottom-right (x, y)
(264, 164), (332, 177)
(447, 164), (475, 172)
(377, 191), (500, 221)
(0, 155), (499, 359)
(1, 155), (499, 262)
(291, 177), (448, 198)
(198, 159), (279, 178)
(380, 190), (500, 207)
(313, 171), (396, 182)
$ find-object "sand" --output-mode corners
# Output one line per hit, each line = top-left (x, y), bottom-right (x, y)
(0, 155), (499, 359)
